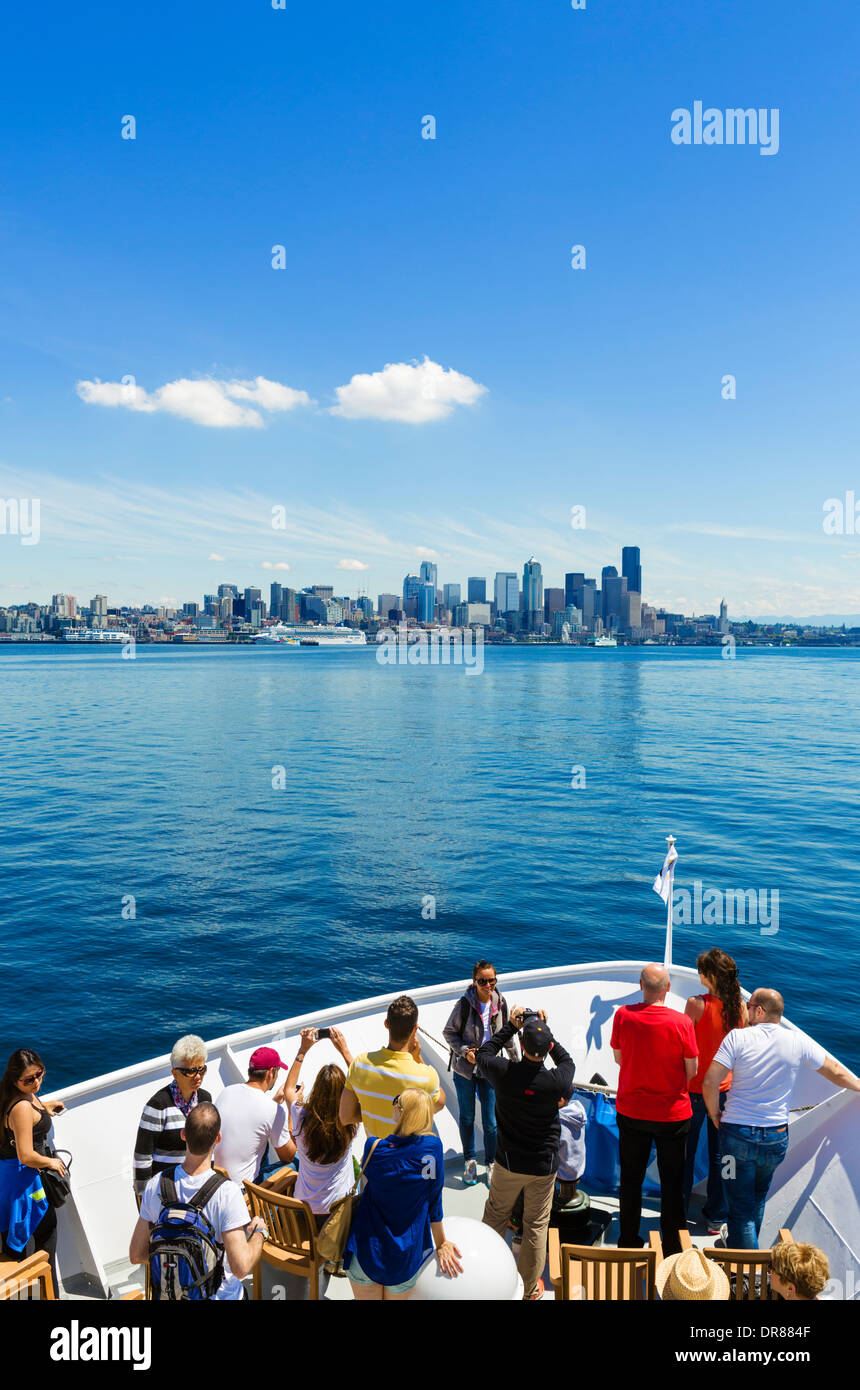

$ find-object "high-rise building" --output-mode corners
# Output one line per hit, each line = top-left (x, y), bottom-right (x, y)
(495, 572), (518, 614)
(544, 588), (565, 624)
(244, 587), (262, 617)
(403, 574), (421, 606)
(309, 585), (334, 600)
(281, 588), (297, 623)
(522, 557), (543, 631)
(356, 596), (374, 619)
(270, 582), (283, 619)
(183, 602), (199, 619)
(218, 583), (239, 600)
(621, 589), (641, 631)
(602, 570), (627, 630)
(418, 582), (435, 623)
(443, 583), (461, 611)
(378, 592), (399, 616)
(90, 594), (108, 616)
(580, 579), (597, 630)
(467, 577), (487, 603)
(203, 594), (220, 617)
(419, 560), (438, 589)
(719, 598), (729, 635)
(219, 595), (233, 622)
(565, 573), (585, 608)
(621, 546), (642, 595)
(51, 594), (77, 619)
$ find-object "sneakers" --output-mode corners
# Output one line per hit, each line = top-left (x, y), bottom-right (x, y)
(486, 1162), (494, 1184)
(706, 1222), (724, 1236)
(712, 1224), (729, 1248)
(463, 1159), (479, 1185)
(524, 1278), (545, 1300)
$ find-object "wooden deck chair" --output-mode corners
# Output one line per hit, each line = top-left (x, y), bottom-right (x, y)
(703, 1228), (794, 1301)
(548, 1227), (658, 1301)
(244, 1177), (322, 1300)
(0, 1251), (55, 1301)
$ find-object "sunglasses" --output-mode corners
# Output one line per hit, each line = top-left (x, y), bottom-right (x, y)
(476, 977), (496, 986)
(175, 1065), (207, 1077)
(21, 1070), (45, 1085)
(392, 1096), (402, 1109)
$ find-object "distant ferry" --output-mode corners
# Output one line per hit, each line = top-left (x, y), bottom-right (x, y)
(255, 624), (367, 648)
(588, 635), (618, 648)
(60, 630), (132, 643)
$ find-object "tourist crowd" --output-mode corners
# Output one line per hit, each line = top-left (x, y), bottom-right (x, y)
(2, 947), (857, 1301)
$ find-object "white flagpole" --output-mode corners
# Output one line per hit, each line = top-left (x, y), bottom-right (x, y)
(663, 834), (676, 968)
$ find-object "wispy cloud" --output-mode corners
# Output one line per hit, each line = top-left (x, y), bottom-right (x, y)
(261, 561), (291, 570)
(335, 558), (369, 571)
(76, 376), (313, 429)
(208, 552), (227, 562)
(330, 357), (487, 423)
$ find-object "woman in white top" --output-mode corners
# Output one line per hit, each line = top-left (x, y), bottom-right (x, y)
(283, 1027), (358, 1224)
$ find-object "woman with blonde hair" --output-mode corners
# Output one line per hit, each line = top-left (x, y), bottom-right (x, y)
(345, 1088), (463, 1299)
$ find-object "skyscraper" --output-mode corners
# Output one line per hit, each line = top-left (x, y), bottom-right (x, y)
(270, 582), (283, 619)
(419, 560), (438, 589)
(522, 558), (543, 632)
(467, 577), (487, 603)
(565, 573), (585, 608)
(402, 574), (421, 606)
(443, 583), (461, 611)
(621, 546), (642, 595)
(495, 572), (518, 614)
(544, 588), (565, 624)
(719, 598), (729, 635)
(601, 568), (627, 630)
(418, 582), (435, 623)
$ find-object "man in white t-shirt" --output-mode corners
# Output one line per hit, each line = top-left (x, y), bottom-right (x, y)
(130, 1103), (267, 1299)
(213, 1047), (293, 1186)
(703, 988), (860, 1250)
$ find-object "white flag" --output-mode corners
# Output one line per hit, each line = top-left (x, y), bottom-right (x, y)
(652, 844), (678, 904)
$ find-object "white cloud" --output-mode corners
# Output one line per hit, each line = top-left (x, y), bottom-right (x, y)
(330, 357), (487, 423)
(208, 552), (227, 562)
(414, 546), (439, 558)
(262, 561), (291, 570)
(335, 558), (369, 571)
(76, 375), (312, 429)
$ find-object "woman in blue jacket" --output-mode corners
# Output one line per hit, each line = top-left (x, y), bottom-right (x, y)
(345, 1090), (462, 1300)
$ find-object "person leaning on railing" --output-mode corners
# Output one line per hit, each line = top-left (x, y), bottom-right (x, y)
(0, 1048), (67, 1293)
(132, 1034), (212, 1200)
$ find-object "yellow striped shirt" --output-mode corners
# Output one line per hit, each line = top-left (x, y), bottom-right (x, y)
(345, 1048), (442, 1139)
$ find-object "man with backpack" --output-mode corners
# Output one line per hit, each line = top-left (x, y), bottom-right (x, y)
(130, 1102), (267, 1300)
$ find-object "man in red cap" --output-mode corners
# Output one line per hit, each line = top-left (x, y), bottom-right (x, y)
(213, 1047), (295, 1186)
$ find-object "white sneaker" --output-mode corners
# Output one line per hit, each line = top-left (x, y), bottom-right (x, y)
(463, 1159), (479, 1185)
(714, 1224), (729, 1248)
(486, 1162), (494, 1184)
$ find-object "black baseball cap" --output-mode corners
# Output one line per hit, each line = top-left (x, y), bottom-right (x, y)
(522, 1018), (553, 1058)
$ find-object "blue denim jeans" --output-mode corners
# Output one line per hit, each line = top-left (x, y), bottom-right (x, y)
(683, 1090), (727, 1221)
(453, 1071), (497, 1163)
(718, 1122), (789, 1249)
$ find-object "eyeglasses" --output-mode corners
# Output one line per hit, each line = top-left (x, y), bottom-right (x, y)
(392, 1096), (402, 1109)
(175, 1065), (207, 1077)
(476, 977), (496, 986)
(21, 1070), (45, 1085)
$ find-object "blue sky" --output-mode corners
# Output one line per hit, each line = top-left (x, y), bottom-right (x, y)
(1, 1), (858, 616)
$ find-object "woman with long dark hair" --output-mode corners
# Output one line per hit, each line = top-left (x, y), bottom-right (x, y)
(683, 948), (748, 1232)
(283, 1028), (358, 1223)
(442, 959), (518, 1185)
(0, 1049), (67, 1292)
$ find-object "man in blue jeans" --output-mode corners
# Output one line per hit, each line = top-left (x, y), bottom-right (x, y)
(703, 988), (860, 1249)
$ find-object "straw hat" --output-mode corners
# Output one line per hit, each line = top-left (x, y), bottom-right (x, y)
(656, 1247), (730, 1301)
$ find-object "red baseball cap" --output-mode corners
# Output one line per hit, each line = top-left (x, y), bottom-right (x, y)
(249, 1046), (285, 1071)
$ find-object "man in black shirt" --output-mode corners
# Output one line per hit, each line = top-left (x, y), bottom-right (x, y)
(478, 1006), (575, 1299)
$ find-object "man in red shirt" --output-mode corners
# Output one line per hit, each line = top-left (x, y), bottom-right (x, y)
(611, 964), (698, 1255)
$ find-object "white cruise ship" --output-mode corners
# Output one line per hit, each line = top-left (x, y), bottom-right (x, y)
(254, 624), (367, 648)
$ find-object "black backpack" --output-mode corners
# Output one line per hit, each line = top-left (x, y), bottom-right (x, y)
(148, 1168), (229, 1301)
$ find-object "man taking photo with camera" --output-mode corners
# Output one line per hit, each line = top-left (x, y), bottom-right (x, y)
(478, 1006), (575, 1299)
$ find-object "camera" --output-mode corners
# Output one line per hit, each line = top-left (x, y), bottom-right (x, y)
(316, 1027), (332, 1040)
(520, 1009), (539, 1021)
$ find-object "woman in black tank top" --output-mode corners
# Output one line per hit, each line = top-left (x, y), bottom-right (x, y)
(0, 1049), (67, 1292)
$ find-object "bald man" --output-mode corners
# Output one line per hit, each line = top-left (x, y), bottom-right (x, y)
(610, 964), (698, 1254)
(703, 988), (860, 1250)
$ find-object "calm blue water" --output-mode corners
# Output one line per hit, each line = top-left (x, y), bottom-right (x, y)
(1, 645), (858, 1086)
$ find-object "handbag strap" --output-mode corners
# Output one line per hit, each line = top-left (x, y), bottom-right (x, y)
(354, 1137), (382, 1192)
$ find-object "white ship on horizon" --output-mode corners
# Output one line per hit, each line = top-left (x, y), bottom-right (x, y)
(255, 624), (367, 648)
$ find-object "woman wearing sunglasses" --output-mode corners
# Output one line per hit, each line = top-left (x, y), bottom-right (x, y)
(443, 961), (519, 1186)
(132, 1034), (212, 1201)
(0, 1048), (67, 1291)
